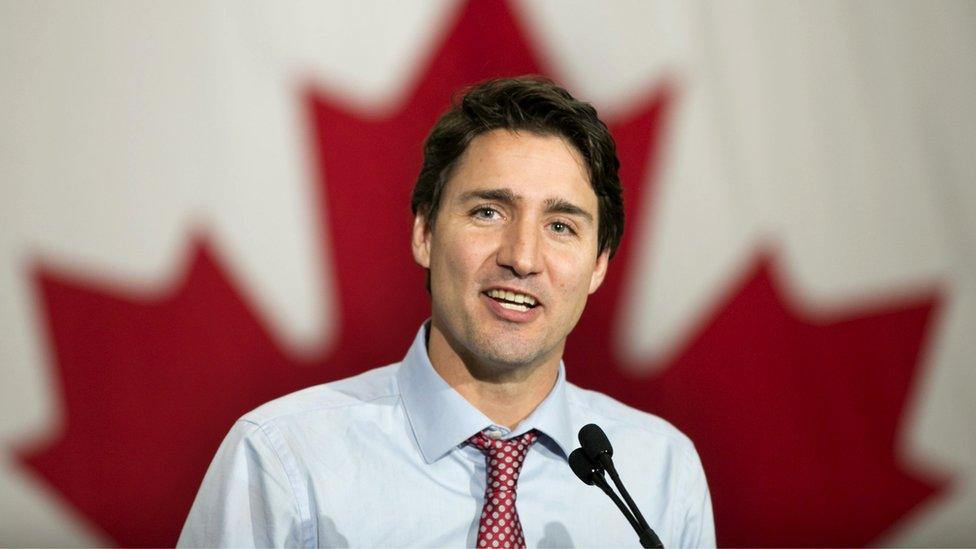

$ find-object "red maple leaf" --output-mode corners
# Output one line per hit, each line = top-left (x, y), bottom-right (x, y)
(16, 0), (944, 546)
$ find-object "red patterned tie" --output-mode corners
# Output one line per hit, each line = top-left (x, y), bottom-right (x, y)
(468, 429), (539, 549)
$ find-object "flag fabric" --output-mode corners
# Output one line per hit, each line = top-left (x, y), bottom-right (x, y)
(1, 1), (974, 546)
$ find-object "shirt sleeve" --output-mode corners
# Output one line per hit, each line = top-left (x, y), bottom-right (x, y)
(677, 444), (716, 548)
(177, 420), (307, 548)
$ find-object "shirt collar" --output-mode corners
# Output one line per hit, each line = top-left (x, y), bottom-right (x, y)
(397, 322), (577, 463)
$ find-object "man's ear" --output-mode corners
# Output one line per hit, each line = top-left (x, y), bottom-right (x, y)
(411, 213), (432, 268)
(588, 250), (610, 294)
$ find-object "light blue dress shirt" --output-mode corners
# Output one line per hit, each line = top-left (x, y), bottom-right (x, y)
(178, 324), (714, 548)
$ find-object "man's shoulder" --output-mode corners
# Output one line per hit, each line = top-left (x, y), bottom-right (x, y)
(239, 362), (402, 428)
(565, 381), (697, 456)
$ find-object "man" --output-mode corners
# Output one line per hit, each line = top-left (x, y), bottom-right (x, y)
(179, 77), (714, 548)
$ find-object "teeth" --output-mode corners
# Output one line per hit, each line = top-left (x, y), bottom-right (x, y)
(487, 289), (537, 306)
(499, 302), (530, 312)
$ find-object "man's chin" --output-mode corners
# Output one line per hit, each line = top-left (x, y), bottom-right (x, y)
(463, 333), (559, 378)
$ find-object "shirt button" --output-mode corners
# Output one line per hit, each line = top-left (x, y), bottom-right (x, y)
(487, 428), (502, 440)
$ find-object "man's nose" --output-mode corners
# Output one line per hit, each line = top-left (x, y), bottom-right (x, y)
(497, 218), (543, 277)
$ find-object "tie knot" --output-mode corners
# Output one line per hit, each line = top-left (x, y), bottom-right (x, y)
(468, 429), (538, 493)
(468, 429), (538, 455)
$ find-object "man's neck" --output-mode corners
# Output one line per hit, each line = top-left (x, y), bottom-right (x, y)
(426, 323), (560, 430)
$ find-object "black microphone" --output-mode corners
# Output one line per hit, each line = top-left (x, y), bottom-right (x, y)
(568, 448), (642, 533)
(578, 424), (663, 548)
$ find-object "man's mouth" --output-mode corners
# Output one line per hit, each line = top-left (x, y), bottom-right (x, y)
(483, 289), (539, 313)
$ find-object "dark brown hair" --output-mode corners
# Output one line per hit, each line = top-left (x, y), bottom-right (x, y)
(411, 76), (624, 258)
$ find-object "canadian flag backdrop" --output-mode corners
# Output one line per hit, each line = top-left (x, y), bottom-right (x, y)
(2, 1), (975, 546)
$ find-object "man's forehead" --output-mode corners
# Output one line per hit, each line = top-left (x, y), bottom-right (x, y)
(445, 131), (595, 202)
(460, 129), (587, 171)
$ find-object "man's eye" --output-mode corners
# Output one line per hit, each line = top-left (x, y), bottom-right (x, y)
(550, 222), (575, 235)
(473, 207), (499, 220)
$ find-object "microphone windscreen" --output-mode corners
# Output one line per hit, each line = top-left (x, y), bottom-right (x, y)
(568, 448), (598, 485)
(578, 423), (613, 461)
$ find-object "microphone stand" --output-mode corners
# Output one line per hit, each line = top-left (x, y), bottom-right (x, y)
(603, 461), (662, 548)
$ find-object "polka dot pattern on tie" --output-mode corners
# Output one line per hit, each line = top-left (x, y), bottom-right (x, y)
(468, 429), (539, 549)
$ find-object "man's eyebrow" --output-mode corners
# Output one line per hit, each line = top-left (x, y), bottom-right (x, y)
(458, 188), (520, 204)
(544, 198), (594, 223)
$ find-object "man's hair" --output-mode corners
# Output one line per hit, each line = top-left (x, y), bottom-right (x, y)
(411, 76), (624, 258)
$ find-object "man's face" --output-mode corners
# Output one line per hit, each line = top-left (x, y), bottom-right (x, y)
(412, 129), (609, 374)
